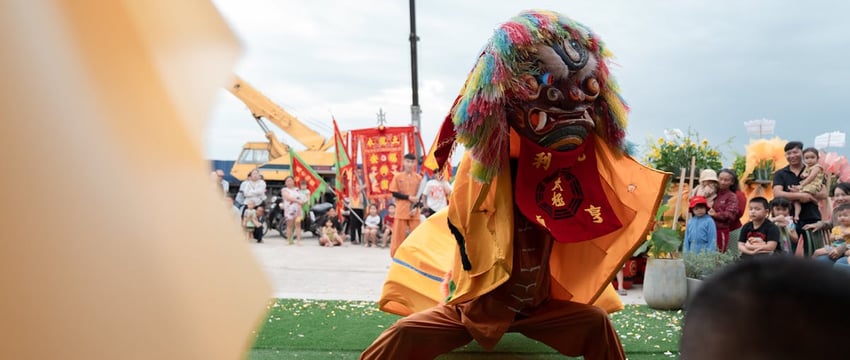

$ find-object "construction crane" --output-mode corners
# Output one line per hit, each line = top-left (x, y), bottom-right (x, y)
(226, 75), (338, 190)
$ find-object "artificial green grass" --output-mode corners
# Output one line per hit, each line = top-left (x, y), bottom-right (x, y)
(249, 299), (682, 359)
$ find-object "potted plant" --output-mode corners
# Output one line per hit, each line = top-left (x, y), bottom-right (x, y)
(752, 159), (774, 181)
(643, 128), (724, 177)
(645, 128), (726, 220)
(643, 206), (687, 310)
(683, 250), (740, 307)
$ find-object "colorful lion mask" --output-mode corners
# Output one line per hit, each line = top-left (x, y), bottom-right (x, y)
(442, 10), (629, 183)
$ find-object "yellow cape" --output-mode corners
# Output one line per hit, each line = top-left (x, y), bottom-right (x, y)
(379, 135), (669, 316)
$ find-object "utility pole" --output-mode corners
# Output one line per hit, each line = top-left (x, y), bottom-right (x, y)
(408, 0), (422, 160)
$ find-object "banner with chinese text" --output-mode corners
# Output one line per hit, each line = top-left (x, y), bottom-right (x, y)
(350, 126), (415, 202)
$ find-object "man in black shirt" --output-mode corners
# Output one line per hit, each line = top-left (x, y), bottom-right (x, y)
(772, 141), (826, 255)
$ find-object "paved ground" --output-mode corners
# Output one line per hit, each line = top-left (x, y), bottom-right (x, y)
(250, 232), (646, 305)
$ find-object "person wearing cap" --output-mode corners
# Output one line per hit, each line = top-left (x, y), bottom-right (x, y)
(690, 169), (719, 208)
(684, 196), (717, 253)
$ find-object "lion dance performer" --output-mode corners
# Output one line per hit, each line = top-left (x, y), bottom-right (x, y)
(361, 10), (669, 360)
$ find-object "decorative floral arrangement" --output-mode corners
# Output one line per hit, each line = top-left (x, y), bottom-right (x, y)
(743, 137), (788, 182)
(644, 128), (724, 176)
(819, 151), (850, 189)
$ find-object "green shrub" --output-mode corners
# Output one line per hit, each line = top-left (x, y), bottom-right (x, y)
(683, 250), (739, 279)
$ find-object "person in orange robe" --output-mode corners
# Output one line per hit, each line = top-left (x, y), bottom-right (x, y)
(388, 153), (423, 257)
(361, 10), (669, 360)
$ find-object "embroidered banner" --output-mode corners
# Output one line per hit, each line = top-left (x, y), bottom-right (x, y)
(350, 126), (416, 201)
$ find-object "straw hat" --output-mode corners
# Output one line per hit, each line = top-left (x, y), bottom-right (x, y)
(699, 169), (718, 183)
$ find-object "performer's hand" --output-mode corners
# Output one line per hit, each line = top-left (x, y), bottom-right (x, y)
(408, 195), (416, 202)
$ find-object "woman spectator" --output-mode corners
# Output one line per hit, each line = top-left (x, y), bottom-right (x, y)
(280, 176), (305, 246)
(806, 182), (850, 267)
(804, 182), (850, 232)
(238, 169), (267, 211)
(728, 176), (748, 253)
(710, 169), (740, 253)
(348, 170), (366, 245)
(832, 182), (850, 208)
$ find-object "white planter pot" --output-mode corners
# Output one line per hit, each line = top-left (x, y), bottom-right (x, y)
(643, 258), (687, 310)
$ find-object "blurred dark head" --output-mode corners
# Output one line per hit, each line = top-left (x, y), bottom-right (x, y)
(681, 257), (850, 359)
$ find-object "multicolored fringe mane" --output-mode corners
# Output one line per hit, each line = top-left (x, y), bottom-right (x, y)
(450, 9), (629, 183)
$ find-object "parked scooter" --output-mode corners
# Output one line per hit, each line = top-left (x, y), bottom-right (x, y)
(269, 196), (336, 238)
(265, 195), (286, 237)
(307, 202), (335, 237)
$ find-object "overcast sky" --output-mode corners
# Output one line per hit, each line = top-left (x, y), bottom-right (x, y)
(205, 0), (850, 165)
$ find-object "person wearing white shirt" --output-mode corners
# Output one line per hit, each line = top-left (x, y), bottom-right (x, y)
(422, 173), (452, 217)
(238, 169), (267, 210)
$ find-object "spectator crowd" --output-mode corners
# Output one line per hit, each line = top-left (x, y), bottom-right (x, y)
(212, 141), (850, 276)
(212, 153), (451, 256)
(680, 140), (850, 270)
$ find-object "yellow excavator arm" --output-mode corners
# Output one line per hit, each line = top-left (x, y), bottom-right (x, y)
(253, 117), (290, 159)
(226, 75), (334, 151)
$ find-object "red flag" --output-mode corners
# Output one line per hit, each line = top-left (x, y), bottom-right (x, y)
(290, 151), (328, 211)
(333, 188), (345, 222)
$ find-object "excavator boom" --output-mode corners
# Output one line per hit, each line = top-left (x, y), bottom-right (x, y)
(226, 75), (339, 189)
(227, 75), (333, 151)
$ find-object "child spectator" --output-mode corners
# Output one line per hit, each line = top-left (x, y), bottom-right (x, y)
(363, 204), (381, 247)
(684, 196), (717, 253)
(296, 179), (310, 234)
(242, 200), (259, 242)
(320, 207), (342, 231)
(815, 203), (850, 264)
(319, 217), (344, 247)
(769, 197), (798, 255)
(380, 203), (395, 249)
(252, 206), (265, 243)
(737, 197), (780, 258)
(690, 169), (718, 208)
(831, 203), (850, 241)
(793, 147), (825, 221)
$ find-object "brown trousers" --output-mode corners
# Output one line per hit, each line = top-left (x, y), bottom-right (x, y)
(390, 217), (421, 257)
(360, 300), (625, 360)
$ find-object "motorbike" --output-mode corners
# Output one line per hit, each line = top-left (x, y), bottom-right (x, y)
(265, 195), (286, 237)
(307, 202), (335, 237)
(268, 197), (335, 238)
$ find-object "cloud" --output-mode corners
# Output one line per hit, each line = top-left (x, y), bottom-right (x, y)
(207, 0), (850, 167)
